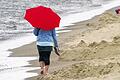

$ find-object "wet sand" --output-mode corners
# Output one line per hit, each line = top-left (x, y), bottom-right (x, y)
(9, 8), (120, 80)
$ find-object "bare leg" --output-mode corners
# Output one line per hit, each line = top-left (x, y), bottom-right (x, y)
(43, 65), (49, 75)
(39, 61), (45, 74)
(39, 61), (49, 75)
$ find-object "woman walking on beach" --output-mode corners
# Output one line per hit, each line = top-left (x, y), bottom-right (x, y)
(33, 28), (60, 75)
(24, 5), (61, 75)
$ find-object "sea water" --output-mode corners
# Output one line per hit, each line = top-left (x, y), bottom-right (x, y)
(0, 0), (120, 80)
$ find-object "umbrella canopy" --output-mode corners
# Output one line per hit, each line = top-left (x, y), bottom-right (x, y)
(24, 6), (61, 30)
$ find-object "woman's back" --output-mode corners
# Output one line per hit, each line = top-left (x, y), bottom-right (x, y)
(37, 29), (53, 42)
(33, 28), (58, 47)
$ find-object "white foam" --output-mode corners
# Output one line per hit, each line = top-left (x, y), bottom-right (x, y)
(0, 33), (39, 80)
(0, 67), (39, 80)
(60, 0), (120, 27)
(0, 33), (35, 56)
(0, 57), (37, 69)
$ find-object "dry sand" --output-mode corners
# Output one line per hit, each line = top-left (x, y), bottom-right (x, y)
(10, 9), (120, 80)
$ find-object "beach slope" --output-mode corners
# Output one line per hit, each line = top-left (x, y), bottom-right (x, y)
(10, 9), (120, 80)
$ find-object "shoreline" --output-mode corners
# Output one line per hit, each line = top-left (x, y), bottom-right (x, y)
(9, 10), (100, 80)
(9, 6), (120, 80)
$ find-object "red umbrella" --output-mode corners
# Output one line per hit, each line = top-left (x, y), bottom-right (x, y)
(24, 6), (61, 30)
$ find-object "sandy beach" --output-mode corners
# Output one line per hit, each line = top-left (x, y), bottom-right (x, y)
(9, 7), (120, 80)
